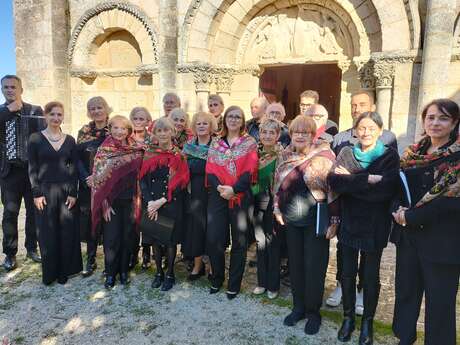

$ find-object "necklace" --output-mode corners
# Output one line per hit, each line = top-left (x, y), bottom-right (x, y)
(44, 129), (63, 142)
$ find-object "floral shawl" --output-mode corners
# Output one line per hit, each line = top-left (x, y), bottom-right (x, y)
(251, 143), (283, 196)
(139, 144), (190, 202)
(174, 129), (194, 149)
(91, 136), (143, 233)
(183, 137), (210, 161)
(77, 121), (108, 144)
(273, 142), (336, 210)
(400, 136), (460, 207)
(206, 134), (258, 206)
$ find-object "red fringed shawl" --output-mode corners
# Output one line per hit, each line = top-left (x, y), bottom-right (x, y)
(139, 144), (190, 202)
(90, 136), (143, 233)
(206, 134), (258, 206)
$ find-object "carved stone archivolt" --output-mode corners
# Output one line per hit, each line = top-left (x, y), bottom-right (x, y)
(68, 1), (159, 65)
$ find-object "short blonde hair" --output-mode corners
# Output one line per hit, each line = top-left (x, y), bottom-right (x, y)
(129, 107), (152, 122)
(259, 118), (282, 134)
(108, 115), (133, 136)
(169, 108), (190, 128)
(190, 112), (218, 135)
(208, 94), (224, 106)
(288, 115), (316, 137)
(86, 96), (112, 119)
(153, 117), (176, 135)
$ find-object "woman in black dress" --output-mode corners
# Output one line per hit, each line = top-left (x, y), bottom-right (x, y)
(76, 96), (109, 277)
(140, 117), (189, 291)
(328, 112), (400, 345)
(182, 112), (217, 280)
(28, 101), (82, 285)
(392, 99), (460, 345)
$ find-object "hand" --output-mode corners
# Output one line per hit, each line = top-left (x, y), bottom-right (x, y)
(65, 196), (77, 210)
(334, 165), (350, 175)
(274, 212), (285, 226)
(7, 100), (23, 112)
(368, 174), (383, 184)
(325, 224), (338, 239)
(392, 206), (408, 226)
(148, 209), (158, 221)
(103, 206), (115, 222)
(86, 175), (94, 187)
(148, 198), (166, 213)
(34, 196), (47, 211)
(218, 185), (235, 200)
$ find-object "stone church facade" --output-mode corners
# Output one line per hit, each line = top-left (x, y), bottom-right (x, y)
(13, 0), (460, 148)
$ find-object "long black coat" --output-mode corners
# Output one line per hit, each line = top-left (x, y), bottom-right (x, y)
(390, 150), (460, 264)
(328, 147), (400, 252)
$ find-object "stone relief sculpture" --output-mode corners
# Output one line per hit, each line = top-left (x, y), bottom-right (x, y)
(245, 5), (349, 64)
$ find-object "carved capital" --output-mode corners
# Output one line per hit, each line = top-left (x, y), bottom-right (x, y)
(215, 71), (234, 94)
(373, 60), (395, 88)
(337, 60), (352, 72)
(357, 61), (375, 90)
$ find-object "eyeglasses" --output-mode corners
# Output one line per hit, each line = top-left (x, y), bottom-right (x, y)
(308, 114), (326, 120)
(300, 103), (313, 109)
(227, 115), (242, 121)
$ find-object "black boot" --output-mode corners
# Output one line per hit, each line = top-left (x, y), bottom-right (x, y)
(338, 277), (356, 342)
(82, 256), (97, 277)
(359, 283), (380, 345)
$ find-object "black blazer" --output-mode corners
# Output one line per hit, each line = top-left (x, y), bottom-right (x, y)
(0, 102), (44, 178)
(390, 150), (460, 264)
(328, 147), (400, 252)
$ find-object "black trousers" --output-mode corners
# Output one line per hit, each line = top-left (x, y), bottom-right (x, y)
(1, 165), (37, 256)
(35, 183), (82, 284)
(78, 187), (99, 260)
(207, 190), (250, 293)
(336, 242), (365, 290)
(253, 204), (280, 292)
(286, 222), (329, 318)
(103, 198), (135, 277)
(341, 245), (383, 317)
(393, 234), (460, 345)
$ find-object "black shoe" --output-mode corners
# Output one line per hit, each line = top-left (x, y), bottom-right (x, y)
(151, 273), (164, 288)
(3, 255), (17, 271)
(304, 315), (321, 335)
(104, 276), (115, 290)
(188, 265), (205, 281)
(161, 275), (175, 291)
(120, 272), (131, 285)
(283, 311), (306, 326)
(26, 251), (41, 263)
(209, 286), (220, 294)
(82, 260), (97, 278)
(359, 318), (374, 345)
(338, 317), (355, 342)
(57, 276), (68, 285)
(226, 291), (238, 300)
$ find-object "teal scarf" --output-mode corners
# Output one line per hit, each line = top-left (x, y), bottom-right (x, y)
(353, 140), (386, 169)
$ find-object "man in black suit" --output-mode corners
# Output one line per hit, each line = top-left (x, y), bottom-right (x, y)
(0, 75), (44, 271)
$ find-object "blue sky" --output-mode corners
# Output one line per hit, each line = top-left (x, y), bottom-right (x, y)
(0, 1), (16, 102)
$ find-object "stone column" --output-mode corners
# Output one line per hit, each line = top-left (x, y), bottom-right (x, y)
(416, 0), (456, 137)
(215, 69), (234, 108)
(159, 0), (178, 107)
(337, 60), (354, 130)
(14, 0), (71, 130)
(373, 60), (395, 130)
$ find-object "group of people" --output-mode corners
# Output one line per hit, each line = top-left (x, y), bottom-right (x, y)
(1, 73), (459, 345)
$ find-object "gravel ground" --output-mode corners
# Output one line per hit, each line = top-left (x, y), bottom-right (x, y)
(0, 255), (398, 345)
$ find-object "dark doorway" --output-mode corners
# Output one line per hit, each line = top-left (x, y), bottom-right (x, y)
(259, 64), (342, 123)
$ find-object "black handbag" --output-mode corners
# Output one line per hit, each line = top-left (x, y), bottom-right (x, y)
(140, 209), (175, 245)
